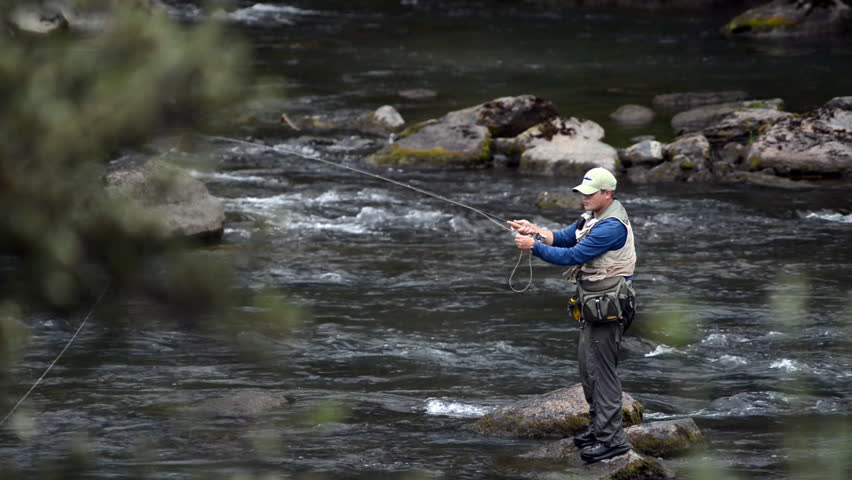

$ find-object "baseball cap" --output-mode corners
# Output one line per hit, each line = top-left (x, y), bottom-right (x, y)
(573, 167), (617, 195)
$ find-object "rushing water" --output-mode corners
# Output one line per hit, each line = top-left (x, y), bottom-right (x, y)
(3, 2), (852, 479)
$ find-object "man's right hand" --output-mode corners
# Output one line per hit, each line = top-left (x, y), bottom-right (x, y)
(508, 219), (537, 235)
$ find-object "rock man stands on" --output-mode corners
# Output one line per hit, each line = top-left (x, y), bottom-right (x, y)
(509, 167), (636, 464)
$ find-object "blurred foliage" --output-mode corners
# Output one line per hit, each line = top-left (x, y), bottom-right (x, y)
(0, 0), (247, 309)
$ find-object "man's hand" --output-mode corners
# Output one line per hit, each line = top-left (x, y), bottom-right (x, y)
(514, 234), (535, 251)
(508, 219), (538, 235)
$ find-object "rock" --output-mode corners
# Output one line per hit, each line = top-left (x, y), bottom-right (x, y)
(522, 441), (673, 479)
(444, 94), (560, 138)
(746, 99), (852, 177)
(625, 418), (705, 458)
(366, 95), (557, 168)
(702, 108), (793, 145)
(468, 384), (643, 438)
(723, 0), (852, 38)
(508, 117), (616, 176)
(105, 159), (225, 239)
(620, 140), (664, 167)
(825, 96), (852, 110)
(671, 98), (784, 135)
(366, 120), (491, 168)
(717, 141), (748, 165)
(398, 88), (437, 100)
(194, 390), (289, 417)
(610, 104), (655, 125)
(632, 134), (712, 183)
(520, 139), (618, 176)
(8, 3), (68, 34)
(356, 105), (405, 135)
(720, 170), (817, 189)
(665, 134), (710, 169)
(535, 191), (583, 210)
(652, 91), (749, 112)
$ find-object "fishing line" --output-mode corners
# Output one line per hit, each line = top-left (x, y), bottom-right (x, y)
(0, 285), (108, 428)
(204, 135), (536, 292)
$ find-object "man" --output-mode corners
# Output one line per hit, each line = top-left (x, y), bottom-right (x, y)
(508, 166), (635, 464)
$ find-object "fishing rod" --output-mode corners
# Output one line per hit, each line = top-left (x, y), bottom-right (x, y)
(203, 135), (536, 292)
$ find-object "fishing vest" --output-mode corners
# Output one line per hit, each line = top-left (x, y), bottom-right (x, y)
(567, 199), (636, 284)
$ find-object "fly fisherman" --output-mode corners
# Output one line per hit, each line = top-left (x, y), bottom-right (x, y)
(508, 167), (636, 464)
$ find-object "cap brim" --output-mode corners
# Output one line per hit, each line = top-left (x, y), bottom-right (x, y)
(573, 184), (599, 195)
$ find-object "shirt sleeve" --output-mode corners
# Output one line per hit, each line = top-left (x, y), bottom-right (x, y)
(551, 222), (578, 248)
(531, 218), (627, 266)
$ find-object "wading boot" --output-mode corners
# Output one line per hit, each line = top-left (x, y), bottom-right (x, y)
(580, 442), (630, 464)
(573, 429), (596, 448)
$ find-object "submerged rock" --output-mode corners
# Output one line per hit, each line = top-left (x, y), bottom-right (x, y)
(746, 96), (852, 178)
(469, 384), (643, 438)
(535, 191), (583, 210)
(610, 104), (655, 125)
(105, 159), (224, 239)
(194, 390), (289, 417)
(723, 0), (852, 38)
(398, 88), (438, 100)
(652, 91), (749, 112)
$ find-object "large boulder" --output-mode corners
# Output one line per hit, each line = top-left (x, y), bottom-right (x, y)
(703, 108), (793, 145)
(365, 120), (491, 168)
(105, 159), (225, 239)
(625, 418), (705, 457)
(671, 98), (784, 135)
(746, 97), (852, 177)
(619, 139), (665, 168)
(522, 442), (673, 480)
(652, 91), (749, 112)
(468, 384), (643, 438)
(443, 95), (560, 138)
(366, 95), (558, 168)
(723, 0), (852, 38)
(508, 117), (616, 176)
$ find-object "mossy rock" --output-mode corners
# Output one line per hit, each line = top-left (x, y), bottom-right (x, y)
(523, 440), (673, 479)
(469, 384), (643, 439)
(626, 418), (705, 458)
(366, 122), (491, 168)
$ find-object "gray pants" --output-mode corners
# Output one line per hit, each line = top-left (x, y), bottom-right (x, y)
(578, 319), (628, 447)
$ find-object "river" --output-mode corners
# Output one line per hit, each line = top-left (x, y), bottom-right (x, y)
(2, 2), (851, 479)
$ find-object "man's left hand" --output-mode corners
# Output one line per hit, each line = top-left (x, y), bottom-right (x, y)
(515, 235), (535, 251)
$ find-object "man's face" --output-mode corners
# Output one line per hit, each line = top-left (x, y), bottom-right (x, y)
(582, 190), (611, 212)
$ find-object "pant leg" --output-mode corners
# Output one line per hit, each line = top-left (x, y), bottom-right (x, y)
(578, 323), (595, 426)
(587, 321), (628, 447)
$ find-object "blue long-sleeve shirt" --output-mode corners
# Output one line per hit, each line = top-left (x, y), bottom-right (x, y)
(530, 218), (627, 266)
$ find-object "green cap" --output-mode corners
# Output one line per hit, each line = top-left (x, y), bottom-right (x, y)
(573, 167), (617, 194)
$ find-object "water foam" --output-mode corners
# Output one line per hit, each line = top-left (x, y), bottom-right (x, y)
(801, 210), (852, 224)
(645, 345), (678, 357)
(769, 359), (801, 372)
(227, 4), (321, 26)
(423, 399), (492, 418)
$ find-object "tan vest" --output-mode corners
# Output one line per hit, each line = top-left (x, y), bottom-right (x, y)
(567, 199), (636, 283)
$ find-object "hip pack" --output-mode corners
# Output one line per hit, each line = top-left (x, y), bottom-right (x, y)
(568, 276), (636, 330)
